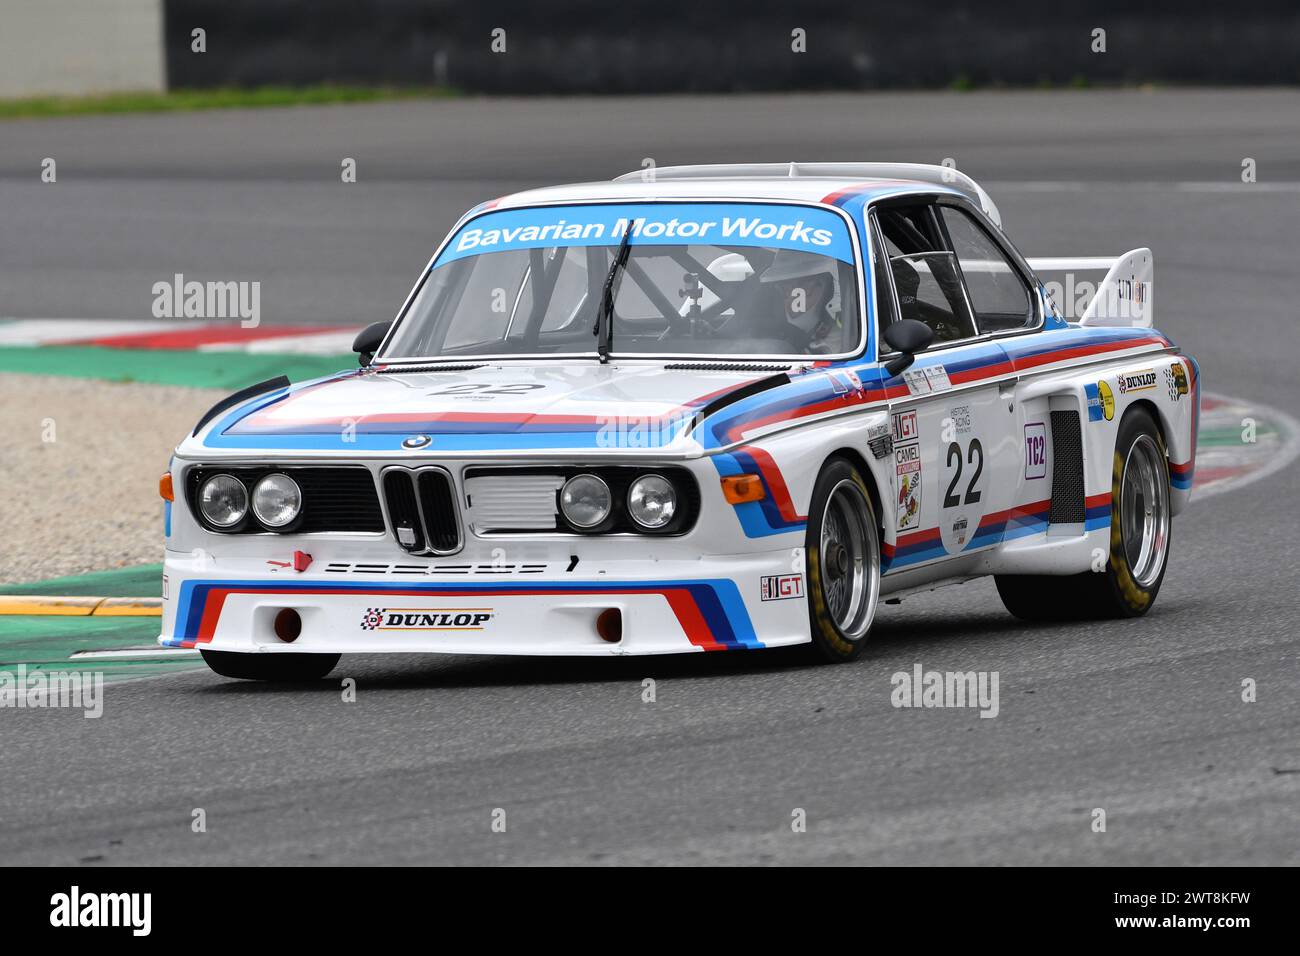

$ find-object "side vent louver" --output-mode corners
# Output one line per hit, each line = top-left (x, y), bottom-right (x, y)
(1048, 410), (1085, 524)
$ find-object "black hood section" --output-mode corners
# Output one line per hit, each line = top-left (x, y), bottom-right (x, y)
(192, 376), (290, 437)
(688, 371), (790, 435)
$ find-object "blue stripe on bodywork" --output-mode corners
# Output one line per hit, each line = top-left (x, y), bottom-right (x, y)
(1084, 500), (1112, 531)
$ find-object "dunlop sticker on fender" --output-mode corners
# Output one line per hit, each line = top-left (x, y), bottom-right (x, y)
(1116, 369), (1157, 394)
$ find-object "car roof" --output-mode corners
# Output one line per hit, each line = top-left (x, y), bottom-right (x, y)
(487, 163), (1002, 227)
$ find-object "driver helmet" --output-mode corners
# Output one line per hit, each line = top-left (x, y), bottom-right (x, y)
(680, 252), (754, 315)
(760, 251), (838, 333)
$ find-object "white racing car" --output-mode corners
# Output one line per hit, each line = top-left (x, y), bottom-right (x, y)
(159, 163), (1199, 680)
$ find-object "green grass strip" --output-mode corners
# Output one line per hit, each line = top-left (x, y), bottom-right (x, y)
(0, 614), (197, 679)
(3, 564), (163, 598)
(0, 566), (200, 679)
(0, 84), (454, 120)
(0, 345), (354, 389)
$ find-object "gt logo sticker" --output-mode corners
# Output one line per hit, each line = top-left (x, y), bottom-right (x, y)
(1116, 369), (1157, 394)
(361, 608), (494, 631)
(760, 574), (804, 601)
(891, 409), (919, 442)
(1024, 422), (1047, 479)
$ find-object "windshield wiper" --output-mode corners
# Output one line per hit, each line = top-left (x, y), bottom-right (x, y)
(593, 223), (634, 363)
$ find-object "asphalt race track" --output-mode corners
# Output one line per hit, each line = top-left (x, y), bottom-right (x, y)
(2, 91), (1298, 864)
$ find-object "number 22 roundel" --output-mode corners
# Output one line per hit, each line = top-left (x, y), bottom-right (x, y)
(938, 403), (989, 554)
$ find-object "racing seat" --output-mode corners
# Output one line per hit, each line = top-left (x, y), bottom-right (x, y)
(891, 255), (923, 322)
(889, 255), (975, 343)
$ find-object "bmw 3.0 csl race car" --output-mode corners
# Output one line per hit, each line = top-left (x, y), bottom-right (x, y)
(160, 163), (1199, 680)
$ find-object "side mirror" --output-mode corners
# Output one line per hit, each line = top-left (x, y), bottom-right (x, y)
(881, 319), (934, 377)
(353, 321), (392, 367)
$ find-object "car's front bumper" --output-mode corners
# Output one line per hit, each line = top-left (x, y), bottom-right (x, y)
(158, 548), (811, 656)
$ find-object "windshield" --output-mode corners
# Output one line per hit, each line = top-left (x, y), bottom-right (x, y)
(381, 202), (863, 360)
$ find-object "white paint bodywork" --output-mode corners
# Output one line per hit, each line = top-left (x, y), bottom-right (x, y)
(158, 169), (1199, 658)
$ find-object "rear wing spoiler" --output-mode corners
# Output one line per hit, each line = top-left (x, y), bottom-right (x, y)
(1026, 248), (1153, 328)
(614, 162), (1004, 229)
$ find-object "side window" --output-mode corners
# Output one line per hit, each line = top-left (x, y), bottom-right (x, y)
(875, 204), (977, 345)
(940, 207), (1035, 332)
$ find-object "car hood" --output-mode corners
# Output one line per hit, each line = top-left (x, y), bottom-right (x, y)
(184, 361), (793, 458)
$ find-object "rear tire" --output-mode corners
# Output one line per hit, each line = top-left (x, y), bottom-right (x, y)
(200, 649), (340, 682)
(995, 407), (1171, 621)
(804, 457), (881, 662)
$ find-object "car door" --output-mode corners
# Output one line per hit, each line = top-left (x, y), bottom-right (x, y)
(870, 199), (1024, 573)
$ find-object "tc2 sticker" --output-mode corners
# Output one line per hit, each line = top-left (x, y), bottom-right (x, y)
(1024, 422), (1047, 479)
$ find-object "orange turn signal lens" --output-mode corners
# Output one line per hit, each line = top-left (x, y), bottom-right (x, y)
(159, 473), (174, 502)
(721, 474), (766, 504)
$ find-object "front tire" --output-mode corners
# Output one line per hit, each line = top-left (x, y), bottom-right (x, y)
(995, 407), (1172, 621)
(805, 457), (882, 662)
(201, 649), (340, 682)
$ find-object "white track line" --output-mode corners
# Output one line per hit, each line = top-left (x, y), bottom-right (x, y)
(70, 647), (199, 660)
(985, 181), (1300, 193)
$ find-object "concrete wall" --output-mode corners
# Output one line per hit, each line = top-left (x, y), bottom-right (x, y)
(162, 0), (1300, 93)
(0, 0), (165, 98)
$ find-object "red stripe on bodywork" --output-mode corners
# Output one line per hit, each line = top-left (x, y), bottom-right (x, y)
(883, 527), (942, 557)
(884, 498), (1053, 556)
(1010, 336), (1169, 374)
(722, 337), (1169, 445)
(820, 180), (919, 206)
(738, 445), (806, 523)
(722, 386), (890, 443)
(662, 591), (725, 651)
(980, 498), (1053, 528)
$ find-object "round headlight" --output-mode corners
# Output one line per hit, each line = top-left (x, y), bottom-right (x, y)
(628, 474), (677, 529)
(252, 473), (302, 529)
(560, 474), (612, 529)
(199, 474), (248, 528)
